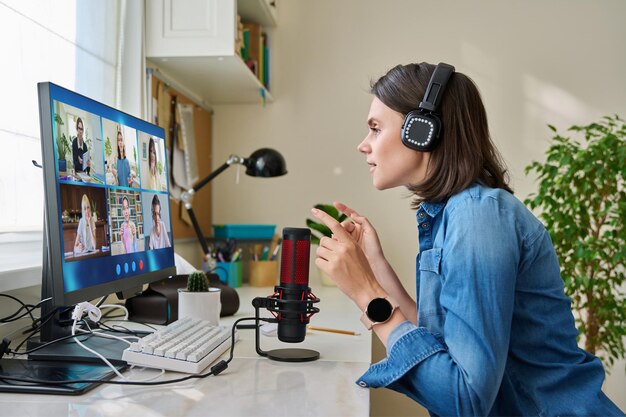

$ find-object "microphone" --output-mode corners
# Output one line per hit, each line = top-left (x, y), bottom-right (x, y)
(276, 227), (312, 343)
(250, 227), (320, 362)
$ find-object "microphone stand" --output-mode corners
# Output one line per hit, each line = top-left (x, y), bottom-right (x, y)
(251, 294), (320, 362)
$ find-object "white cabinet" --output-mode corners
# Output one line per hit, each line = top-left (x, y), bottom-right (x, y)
(145, 0), (277, 104)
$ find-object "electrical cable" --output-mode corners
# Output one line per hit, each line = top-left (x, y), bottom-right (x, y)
(0, 295), (50, 324)
(0, 316), (272, 387)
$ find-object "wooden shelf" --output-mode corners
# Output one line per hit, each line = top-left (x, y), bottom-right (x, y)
(145, 0), (275, 106)
(148, 55), (272, 105)
(237, 0), (277, 27)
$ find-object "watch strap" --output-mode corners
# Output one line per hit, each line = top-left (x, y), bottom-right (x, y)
(360, 297), (398, 330)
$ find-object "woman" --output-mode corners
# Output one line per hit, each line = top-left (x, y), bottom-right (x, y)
(149, 194), (170, 249)
(311, 62), (623, 416)
(120, 195), (137, 254)
(71, 117), (90, 175)
(115, 127), (132, 187)
(147, 137), (162, 191)
(74, 194), (95, 254)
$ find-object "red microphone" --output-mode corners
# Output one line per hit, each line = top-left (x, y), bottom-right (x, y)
(276, 227), (313, 343)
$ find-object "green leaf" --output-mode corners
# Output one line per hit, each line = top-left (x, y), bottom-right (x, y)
(524, 114), (626, 369)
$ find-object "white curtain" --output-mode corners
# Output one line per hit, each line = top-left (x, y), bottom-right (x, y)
(0, 0), (142, 290)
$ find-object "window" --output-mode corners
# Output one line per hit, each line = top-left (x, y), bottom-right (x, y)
(0, 1), (140, 290)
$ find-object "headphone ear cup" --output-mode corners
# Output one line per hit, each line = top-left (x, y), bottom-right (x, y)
(401, 110), (442, 152)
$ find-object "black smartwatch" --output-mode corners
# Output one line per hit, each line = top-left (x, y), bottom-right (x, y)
(360, 297), (398, 330)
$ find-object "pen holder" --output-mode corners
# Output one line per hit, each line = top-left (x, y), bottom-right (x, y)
(215, 261), (243, 288)
(248, 260), (279, 287)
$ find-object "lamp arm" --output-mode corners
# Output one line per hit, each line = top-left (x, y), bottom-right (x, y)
(179, 154), (245, 258)
(185, 206), (210, 256)
(192, 154), (245, 192)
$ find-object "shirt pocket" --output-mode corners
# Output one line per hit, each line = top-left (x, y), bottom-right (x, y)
(417, 248), (445, 333)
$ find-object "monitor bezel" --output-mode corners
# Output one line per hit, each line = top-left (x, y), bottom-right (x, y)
(38, 82), (176, 307)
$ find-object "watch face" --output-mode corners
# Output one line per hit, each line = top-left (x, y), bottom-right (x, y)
(367, 298), (393, 323)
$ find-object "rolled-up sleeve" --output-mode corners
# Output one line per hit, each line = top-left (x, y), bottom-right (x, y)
(357, 324), (446, 388)
(356, 197), (519, 416)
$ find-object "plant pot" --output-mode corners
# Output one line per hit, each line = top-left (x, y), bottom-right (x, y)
(59, 159), (67, 172)
(178, 287), (221, 326)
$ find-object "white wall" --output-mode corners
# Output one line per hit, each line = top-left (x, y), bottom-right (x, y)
(209, 0), (626, 413)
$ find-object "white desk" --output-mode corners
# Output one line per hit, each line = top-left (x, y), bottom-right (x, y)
(0, 286), (372, 417)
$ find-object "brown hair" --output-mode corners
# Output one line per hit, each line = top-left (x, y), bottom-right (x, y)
(117, 127), (126, 159)
(371, 62), (512, 206)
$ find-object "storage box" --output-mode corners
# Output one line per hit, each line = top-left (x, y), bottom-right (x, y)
(215, 261), (243, 288)
(212, 224), (276, 240)
(249, 260), (278, 287)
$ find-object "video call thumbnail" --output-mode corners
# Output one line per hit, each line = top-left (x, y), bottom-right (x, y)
(142, 192), (172, 250)
(102, 118), (140, 188)
(53, 102), (105, 184)
(59, 183), (110, 262)
(138, 132), (167, 192)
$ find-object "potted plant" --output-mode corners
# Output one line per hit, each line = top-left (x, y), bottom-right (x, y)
(178, 270), (221, 325)
(306, 203), (347, 286)
(525, 115), (626, 370)
(54, 114), (71, 172)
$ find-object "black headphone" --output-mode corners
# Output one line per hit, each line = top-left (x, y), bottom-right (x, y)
(401, 62), (455, 152)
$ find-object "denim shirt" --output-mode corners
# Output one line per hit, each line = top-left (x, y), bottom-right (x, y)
(357, 184), (624, 417)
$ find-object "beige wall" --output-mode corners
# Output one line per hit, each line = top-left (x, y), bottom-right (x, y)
(210, 0), (626, 414)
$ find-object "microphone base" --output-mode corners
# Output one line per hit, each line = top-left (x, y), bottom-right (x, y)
(266, 348), (320, 362)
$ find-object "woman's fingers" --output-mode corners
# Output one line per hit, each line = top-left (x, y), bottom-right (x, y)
(340, 219), (356, 233)
(311, 208), (351, 241)
(334, 201), (360, 218)
(315, 244), (334, 261)
(334, 201), (371, 228)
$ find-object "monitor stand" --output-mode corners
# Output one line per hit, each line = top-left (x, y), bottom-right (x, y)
(27, 219), (128, 366)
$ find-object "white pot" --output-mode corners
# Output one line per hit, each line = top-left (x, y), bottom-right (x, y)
(178, 287), (221, 326)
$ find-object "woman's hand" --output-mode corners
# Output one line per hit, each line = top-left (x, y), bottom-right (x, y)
(312, 208), (384, 307)
(333, 202), (385, 265)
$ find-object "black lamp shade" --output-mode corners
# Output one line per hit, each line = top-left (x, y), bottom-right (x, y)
(244, 148), (288, 177)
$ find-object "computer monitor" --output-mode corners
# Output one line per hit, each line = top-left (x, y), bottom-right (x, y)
(31, 82), (176, 363)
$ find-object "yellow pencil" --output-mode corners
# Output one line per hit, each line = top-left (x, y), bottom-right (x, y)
(307, 325), (361, 336)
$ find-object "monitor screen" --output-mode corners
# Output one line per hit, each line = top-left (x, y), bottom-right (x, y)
(38, 82), (176, 307)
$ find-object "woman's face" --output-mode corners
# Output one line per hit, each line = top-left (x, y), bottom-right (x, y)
(83, 201), (91, 218)
(122, 198), (130, 222)
(357, 97), (430, 190)
(149, 143), (157, 169)
(117, 132), (125, 154)
(152, 204), (161, 231)
(76, 121), (84, 141)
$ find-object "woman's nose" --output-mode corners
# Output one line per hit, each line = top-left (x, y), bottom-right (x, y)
(357, 136), (370, 154)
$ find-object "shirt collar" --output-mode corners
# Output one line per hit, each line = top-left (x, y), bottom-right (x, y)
(418, 201), (446, 218)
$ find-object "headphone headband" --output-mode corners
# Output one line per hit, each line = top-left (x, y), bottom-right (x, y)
(418, 63), (455, 112)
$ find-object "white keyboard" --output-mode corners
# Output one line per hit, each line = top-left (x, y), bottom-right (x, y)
(122, 317), (237, 374)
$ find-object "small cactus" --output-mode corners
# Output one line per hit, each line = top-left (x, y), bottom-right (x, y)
(187, 270), (209, 292)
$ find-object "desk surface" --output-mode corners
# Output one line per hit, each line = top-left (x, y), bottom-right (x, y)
(0, 286), (372, 417)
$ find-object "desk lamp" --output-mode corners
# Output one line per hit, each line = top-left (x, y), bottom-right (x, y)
(180, 148), (287, 259)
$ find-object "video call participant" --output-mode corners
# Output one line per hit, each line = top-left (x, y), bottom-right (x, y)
(115, 126), (132, 187)
(120, 195), (137, 254)
(310, 62), (623, 416)
(147, 137), (162, 191)
(148, 194), (171, 250)
(71, 117), (90, 174)
(74, 194), (95, 254)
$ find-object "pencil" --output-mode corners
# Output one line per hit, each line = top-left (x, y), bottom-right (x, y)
(307, 325), (361, 336)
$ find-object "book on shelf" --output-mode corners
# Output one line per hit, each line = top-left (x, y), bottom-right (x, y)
(237, 19), (270, 92)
